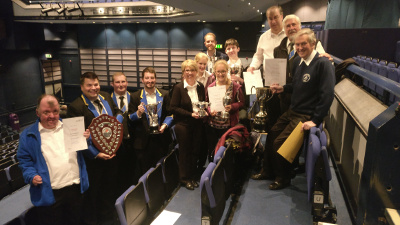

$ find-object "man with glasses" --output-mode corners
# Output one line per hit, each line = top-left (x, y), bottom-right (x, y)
(17, 94), (91, 225)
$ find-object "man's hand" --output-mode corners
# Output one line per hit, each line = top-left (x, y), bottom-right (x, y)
(159, 124), (167, 133)
(96, 152), (115, 160)
(192, 112), (200, 119)
(270, 83), (284, 94)
(319, 53), (333, 61)
(83, 129), (90, 139)
(302, 121), (316, 131)
(32, 175), (43, 186)
(137, 102), (145, 118)
(246, 66), (255, 74)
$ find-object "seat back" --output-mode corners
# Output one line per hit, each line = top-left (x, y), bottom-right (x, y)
(162, 149), (179, 199)
(7, 163), (25, 191)
(146, 164), (165, 215)
(200, 163), (217, 222)
(217, 145), (235, 198)
(0, 169), (11, 200)
(305, 133), (322, 201)
(115, 185), (136, 225)
(124, 182), (149, 225)
(387, 68), (400, 104)
(213, 146), (226, 164)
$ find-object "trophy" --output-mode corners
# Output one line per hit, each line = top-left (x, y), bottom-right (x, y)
(229, 64), (242, 84)
(89, 114), (123, 156)
(145, 101), (162, 134)
(193, 101), (210, 118)
(221, 93), (232, 120)
(252, 87), (272, 133)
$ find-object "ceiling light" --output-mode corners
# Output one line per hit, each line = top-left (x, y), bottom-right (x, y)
(117, 7), (125, 14)
(257, 9), (259, 12)
(248, 2), (251, 5)
(203, 21), (206, 23)
(41, 7), (56, 14)
(98, 8), (105, 14)
(93, 22), (96, 24)
(57, 7), (67, 14)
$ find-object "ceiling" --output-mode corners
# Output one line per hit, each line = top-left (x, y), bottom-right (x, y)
(12, 0), (292, 23)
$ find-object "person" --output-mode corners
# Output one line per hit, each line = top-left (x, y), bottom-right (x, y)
(110, 72), (136, 193)
(266, 28), (335, 190)
(195, 52), (213, 88)
(247, 5), (285, 74)
(252, 15), (332, 180)
(205, 60), (245, 161)
(67, 72), (122, 225)
(203, 32), (229, 73)
(169, 59), (206, 190)
(225, 38), (244, 86)
(17, 94), (92, 225)
(129, 67), (173, 174)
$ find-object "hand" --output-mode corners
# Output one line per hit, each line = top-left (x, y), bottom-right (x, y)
(83, 129), (90, 139)
(302, 121), (316, 131)
(211, 110), (217, 117)
(137, 102), (145, 117)
(270, 83), (283, 94)
(225, 105), (232, 112)
(32, 175), (43, 186)
(159, 124), (167, 133)
(247, 66), (255, 74)
(192, 112), (199, 119)
(231, 75), (244, 84)
(96, 152), (115, 160)
(319, 53), (333, 61)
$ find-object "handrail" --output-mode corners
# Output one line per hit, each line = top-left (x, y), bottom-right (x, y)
(333, 56), (400, 100)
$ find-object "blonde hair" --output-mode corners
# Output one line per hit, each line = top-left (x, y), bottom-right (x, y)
(112, 72), (126, 83)
(181, 59), (198, 74)
(204, 32), (216, 41)
(213, 60), (231, 85)
(194, 52), (208, 63)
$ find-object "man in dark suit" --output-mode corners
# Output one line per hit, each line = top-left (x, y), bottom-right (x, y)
(67, 72), (122, 225)
(110, 72), (137, 194)
(203, 32), (229, 73)
(129, 67), (173, 174)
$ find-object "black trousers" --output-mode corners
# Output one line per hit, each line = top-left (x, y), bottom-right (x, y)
(134, 133), (169, 175)
(174, 120), (203, 182)
(36, 184), (83, 225)
(116, 138), (137, 195)
(263, 109), (311, 179)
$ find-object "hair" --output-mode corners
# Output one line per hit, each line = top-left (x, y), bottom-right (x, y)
(141, 67), (157, 79)
(204, 32), (216, 41)
(213, 60), (231, 85)
(111, 72), (126, 83)
(283, 14), (301, 28)
(36, 94), (59, 112)
(294, 28), (316, 45)
(224, 38), (239, 49)
(80, 72), (99, 85)
(181, 59), (198, 74)
(266, 5), (283, 16)
(194, 52), (209, 63)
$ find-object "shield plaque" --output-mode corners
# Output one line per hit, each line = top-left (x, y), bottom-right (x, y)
(88, 114), (123, 156)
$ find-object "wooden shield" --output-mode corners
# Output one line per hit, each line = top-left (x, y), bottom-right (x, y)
(89, 114), (123, 156)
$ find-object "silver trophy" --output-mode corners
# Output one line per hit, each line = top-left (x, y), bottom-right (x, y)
(221, 93), (232, 120)
(193, 101), (210, 118)
(145, 101), (162, 134)
(252, 87), (272, 133)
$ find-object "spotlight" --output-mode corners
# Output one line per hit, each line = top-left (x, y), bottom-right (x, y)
(57, 7), (67, 14)
(41, 7), (55, 14)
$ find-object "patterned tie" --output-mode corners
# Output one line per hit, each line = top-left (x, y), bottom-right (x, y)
(119, 96), (125, 109)
(288, 43), (295, 59)
(94, 99), (103, 114)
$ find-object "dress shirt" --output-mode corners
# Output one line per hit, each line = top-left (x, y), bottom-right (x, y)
(145, 89), (157, 105)
(300, 50), (318, 66)
(91, 98), (106, 115)
(184, 80), (199, 112)
(113, 92), (128, 109)
(250, 29), (286, 71)
(197, 71), (211, 87)
(39, 121), (80, 189)
(206, 50), (217, 73)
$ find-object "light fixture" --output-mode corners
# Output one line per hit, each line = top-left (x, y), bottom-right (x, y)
(57, 7), (67, 14)
(67, 3), (84, 16)
(41, 7), (55, 14)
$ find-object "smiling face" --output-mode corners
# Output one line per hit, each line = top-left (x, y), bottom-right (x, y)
(37, 95), (60, 129)
(215, 63), (228, 84)
(111, 74), (128, 96)
(197, 57), (208, 74)
(183, 66), (197, 85)
(284, 18), (301, 41)
(295, 34), (315, 59)
(225, 44), (240, 59)
(204, 35), (217, 52)
(141, 72), (156, 91)
(81, 78), (100, 101)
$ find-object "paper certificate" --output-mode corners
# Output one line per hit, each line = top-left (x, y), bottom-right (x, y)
(243, 70), (264, 95)
(263, 58), (287, 86)
(63, 117), (88, 152)
(208, 85), (226, 112)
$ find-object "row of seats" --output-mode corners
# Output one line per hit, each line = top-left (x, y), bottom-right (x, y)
(115, 148), (180, 225)
(353, 55), (400, 104)
(0, 162), (25, 200)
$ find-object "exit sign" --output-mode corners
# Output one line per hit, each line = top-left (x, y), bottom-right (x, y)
(45, 54), (52, 59)
(215, 44), (222, 49)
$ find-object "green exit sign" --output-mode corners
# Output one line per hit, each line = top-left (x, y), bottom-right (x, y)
(215, 44), (222, 49)
(45, 54), (52, 59)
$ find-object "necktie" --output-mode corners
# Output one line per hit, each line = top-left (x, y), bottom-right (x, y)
(94, 99), (103, 114)
(119, 96), (125, 109)
(288, 43), (295, 59)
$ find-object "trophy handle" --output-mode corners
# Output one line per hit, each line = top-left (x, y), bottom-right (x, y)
(156, 101), (163, 114)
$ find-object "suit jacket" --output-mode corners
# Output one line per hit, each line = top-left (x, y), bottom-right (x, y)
(203, 50), (229, 61)
(129, 88), (173, 150)
(111, 91), (134, 139)
(169, 81), (206, 126)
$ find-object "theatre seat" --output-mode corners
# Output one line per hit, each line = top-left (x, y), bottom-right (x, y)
(161, 149), (179, 199)
(214, 145), (234, 198)
(6, 163), (25, 191)
(115, 182), (149, 225)
(145, 164), (165, 216)
(0, 169), (11, 200)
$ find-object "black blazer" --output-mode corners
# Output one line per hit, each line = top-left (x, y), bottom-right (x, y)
(203, 50), (229, 61)
(129, 88), (173, 150)
(67, 91), (121, 129)
(169, 82), (205, 125)
(111, 91), (135, 139)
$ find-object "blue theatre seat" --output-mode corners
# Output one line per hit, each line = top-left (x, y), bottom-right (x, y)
(115, 182), (149, 225)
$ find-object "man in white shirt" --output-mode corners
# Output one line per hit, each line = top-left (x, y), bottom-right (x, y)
(17, 94), (91, 225)
(247, 5), (286, 74)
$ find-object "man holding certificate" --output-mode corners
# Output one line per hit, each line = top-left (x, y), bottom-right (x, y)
(205, 60), (245, 161)
(266, 29), (335, 190)
(17, 94), (92, 225)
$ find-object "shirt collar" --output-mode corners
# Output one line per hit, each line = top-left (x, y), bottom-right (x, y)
(271, 29), (285, 37)
(114, 92), (127, 99)
(145, 89), (156, 96)
(184, 80), (198, 89)
(38, 120), (62, 132)
(300, 50), (317, 66)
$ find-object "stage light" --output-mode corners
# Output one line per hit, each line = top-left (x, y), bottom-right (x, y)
(57, 7), (67, 14)
(41, 7), (55, 14)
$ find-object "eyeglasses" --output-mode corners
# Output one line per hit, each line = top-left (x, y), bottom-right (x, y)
(216, 70), (227, 74)
(184, 69), (196, 73)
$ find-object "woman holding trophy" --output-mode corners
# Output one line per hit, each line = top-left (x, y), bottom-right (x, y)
(205, 60), (245, 161)
(170, 59), (206, 190)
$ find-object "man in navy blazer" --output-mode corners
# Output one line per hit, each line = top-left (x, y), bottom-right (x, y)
(203, 32), (229, 73)
(129, 67), (173, 174)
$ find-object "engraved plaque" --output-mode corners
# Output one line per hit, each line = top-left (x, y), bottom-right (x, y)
(89, 114), (123, 156)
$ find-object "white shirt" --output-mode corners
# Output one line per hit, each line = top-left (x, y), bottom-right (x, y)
(250, 29), (286, 71)
(197, 71), (211, 87)
(114, 92), (128, 109)
(39, 121), (80, 189)
(286, 38), (326, 54)
(90, 98), (106, 115)
(184, 80), (199, 112)
(145, 89), (157, 105)
(206, 49), (217, 73)
(300, 50), (318, 66)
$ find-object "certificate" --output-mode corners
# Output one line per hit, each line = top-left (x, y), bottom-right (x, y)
(277, 122), (304, 163)
(63, 117), (88, 152)
(263, 58), (287, 86)
(208, 85), (226, 112)
(243, 70), (264, 95)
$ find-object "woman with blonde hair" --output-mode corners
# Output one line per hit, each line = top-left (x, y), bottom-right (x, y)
(195, 52), (214, 88)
